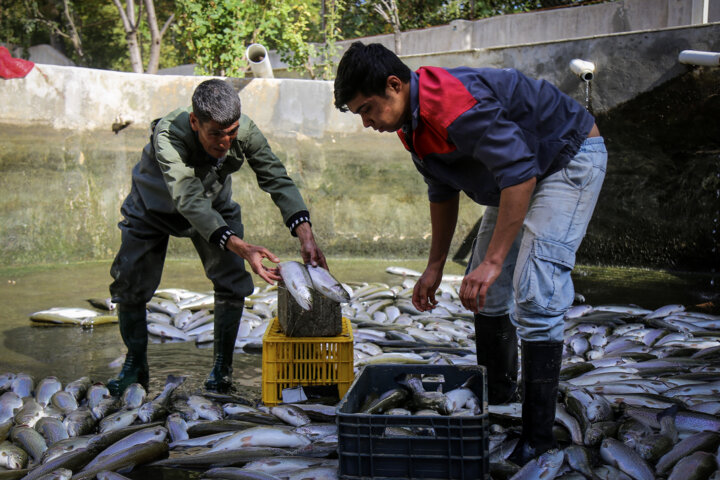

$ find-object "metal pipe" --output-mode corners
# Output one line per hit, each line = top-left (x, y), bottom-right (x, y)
(569, 59), (595, 81)
(246, 44), (274, 78)
(679, 50), (720, 67)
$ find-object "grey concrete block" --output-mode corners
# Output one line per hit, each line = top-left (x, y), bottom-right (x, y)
(278, 284), (342, 337)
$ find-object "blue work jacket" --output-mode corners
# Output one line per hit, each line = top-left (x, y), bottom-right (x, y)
(399, 66), (595, 206)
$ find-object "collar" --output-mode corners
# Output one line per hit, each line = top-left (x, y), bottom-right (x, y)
(402, 70), (420, 135)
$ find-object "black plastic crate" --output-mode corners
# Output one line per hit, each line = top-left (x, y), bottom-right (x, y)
(336, 364), (490, 479)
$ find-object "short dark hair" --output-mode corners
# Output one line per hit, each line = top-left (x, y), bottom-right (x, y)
(334, 42), (411, 112)
(192, 79), (241, 126)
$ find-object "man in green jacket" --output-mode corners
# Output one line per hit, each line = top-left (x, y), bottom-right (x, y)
(108, 79), (326, 395)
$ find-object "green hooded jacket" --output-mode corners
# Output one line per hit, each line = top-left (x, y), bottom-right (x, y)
(130, 107), (308, 245)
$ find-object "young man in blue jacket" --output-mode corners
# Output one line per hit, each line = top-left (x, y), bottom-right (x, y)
(109, 79), (326, 395)
(334, 42), (606, 464)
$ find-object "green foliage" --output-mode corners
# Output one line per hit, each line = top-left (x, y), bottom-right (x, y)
(173, 0), (344, 79)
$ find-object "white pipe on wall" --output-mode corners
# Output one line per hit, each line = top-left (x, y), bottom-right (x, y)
(246, 44), (274, 78)
(679, 50), (720, 67)
(569, 59), (595, 81)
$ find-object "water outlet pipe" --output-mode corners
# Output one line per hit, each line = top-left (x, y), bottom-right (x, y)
(679, 50), (720, 67)
(569, 59), (595, 81)
(246, 43), (274, 78)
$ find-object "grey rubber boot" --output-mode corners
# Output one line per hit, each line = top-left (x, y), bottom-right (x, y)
(474, 313), (519, 404)
(507, 340), (563, 466)
(107, 304), (149, 396)
(205, 299), (244, 393)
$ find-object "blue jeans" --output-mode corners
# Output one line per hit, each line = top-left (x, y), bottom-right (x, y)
(467, 137), (607, 341)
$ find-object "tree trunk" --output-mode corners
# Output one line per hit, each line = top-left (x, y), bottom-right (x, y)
(112, 0), (143, 73)
(144, 0), (174, 74)
(374, 0), (402, 55)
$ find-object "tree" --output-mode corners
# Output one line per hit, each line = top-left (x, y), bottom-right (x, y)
(111, 0), (174, 73)
(0, 0), (83, 60)
(173, 0), (344, 79)
(373, 0), (401, 54)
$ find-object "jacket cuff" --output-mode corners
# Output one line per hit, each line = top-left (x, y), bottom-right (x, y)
(286, 211), (311, 237)
(210, 226), (236, 250)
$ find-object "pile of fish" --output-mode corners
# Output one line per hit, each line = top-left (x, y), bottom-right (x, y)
(0, 372), (341, 479)
(13, 265), (720, 479)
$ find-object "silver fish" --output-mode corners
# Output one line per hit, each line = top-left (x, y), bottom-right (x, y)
(510, 448), (564, 479)
(35, 377), (62, 407)
(63, 407), (97, 437)
(187, 395), (224, 421)
(34, 416), (69, 446)
(83, 425), (167, 471)
(63, 377), (91, 402)
(667, 451), (717, 480)
(165, 412), (189, 443)
(241, 456), (332, 475)
(270, 404), (311, 427)
(655, 431), (720, 474)
(14, 398), (44, 427)
(50, 391), (78, 415)
(40, 435), (93, 464)
(205, 467), (282, 480)
(11, 425), (47, 463)
(0, 440), (28, 469)
(307, 265), (350, 303)
(287, 465), (338, 480)
(279, 261), (314, 310)
(599, 438), (654, 480)
(11, 373), (34, 398)
(0, 391), (23, 424)
(73, 440), (168, 480)
(98, 408), (139, 433)
(209, 426), (311, 450)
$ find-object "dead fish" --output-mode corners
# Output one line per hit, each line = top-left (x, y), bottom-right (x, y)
(35, 377), (62, 408)
(270, 405), (311, 427)
(509, 448), (564, 479)
(599, 438), (654, 480)
(279, 261), (314, 311)
(667, 451), (718, 480)
(208, 426), (311, 451)
(307, 266), (350, 303)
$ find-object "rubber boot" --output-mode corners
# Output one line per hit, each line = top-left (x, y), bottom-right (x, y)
(205, 299), (243, 393)
(508, 340), (563, 466)
(474, 313), (518, 404)
(107, 304), (149, 396)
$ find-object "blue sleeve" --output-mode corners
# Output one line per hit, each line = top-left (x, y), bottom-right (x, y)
(447, 95), (538, 191)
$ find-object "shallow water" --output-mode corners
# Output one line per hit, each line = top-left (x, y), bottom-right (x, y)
(0, 258), (714, 386)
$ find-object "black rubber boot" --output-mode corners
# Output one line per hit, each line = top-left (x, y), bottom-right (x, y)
(508, 340), (563, 466)
(205, 298), (244, 393)
(474, 313), (518, 404)
(107, 304), (149, 396)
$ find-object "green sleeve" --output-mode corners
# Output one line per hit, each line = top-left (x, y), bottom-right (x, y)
(240, 116), (308, 223)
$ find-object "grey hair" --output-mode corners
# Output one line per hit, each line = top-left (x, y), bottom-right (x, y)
(191, 79), (241, 126)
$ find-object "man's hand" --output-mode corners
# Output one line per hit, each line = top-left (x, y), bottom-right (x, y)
(226, 236), (281, 284)
(460, 260), (502, 312)
(462, 177), (536, 312)
(412, 266), (443, 312)
(294, 222), (328, 269)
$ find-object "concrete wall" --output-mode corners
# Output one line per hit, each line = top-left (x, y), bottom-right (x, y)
(344, 0), (712, 55)
(264, 0), (720, 76)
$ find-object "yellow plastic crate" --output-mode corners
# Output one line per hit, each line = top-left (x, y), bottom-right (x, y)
(262, 316), (354, 406)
